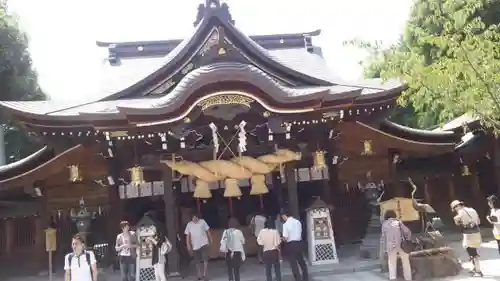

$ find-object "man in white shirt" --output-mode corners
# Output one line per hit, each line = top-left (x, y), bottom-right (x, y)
(281, 211), (308, 281)
(185, 213), (212, 281)
(251, 212), (267, 263)
(64, 234), (98, 281)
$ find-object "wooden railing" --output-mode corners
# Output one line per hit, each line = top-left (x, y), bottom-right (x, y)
(0, 216), (43, 275)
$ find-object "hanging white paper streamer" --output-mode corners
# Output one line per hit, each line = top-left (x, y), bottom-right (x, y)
(238, 120), (247, 153)
(285, 123), (292, 139)
(209, 122), (219, 154)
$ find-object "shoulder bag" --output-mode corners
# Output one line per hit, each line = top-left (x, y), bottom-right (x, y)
(461, 209), (480, 234)
(398, 221), (414, 253)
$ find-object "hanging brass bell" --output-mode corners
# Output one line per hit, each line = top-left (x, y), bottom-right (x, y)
(194, 179), (212, 199)
(313, 151), (326, 170)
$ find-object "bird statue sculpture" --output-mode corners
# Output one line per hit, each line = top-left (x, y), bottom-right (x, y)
(408, 177), (443, 233)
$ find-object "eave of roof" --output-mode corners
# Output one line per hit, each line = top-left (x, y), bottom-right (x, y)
(377, 119), (461, 144)
(432, 114), (480, 132)
(0, 63), (405, 126)
(96, 29), (322, 56)
(0, 146), (51, 175)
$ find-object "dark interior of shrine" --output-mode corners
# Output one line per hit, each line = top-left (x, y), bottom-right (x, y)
(121, 179), (325, 233)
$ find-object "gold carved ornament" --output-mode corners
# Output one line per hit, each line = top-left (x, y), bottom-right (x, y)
(200, 29), (220, 56)
(68, 165), (83, 182)
(361, 140), (373, 155)
(129, 166), (146, 187)
(198, 94), (255, 111)
(162, 149), (301, 199)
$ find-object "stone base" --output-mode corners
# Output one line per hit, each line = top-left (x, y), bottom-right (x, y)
(381, 247), (461, 280)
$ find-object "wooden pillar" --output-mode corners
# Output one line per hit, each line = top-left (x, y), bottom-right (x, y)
(471, 172), (486, 218)
(106, 158), (124, 269)
(106, 184), (122, 267)
(322, 151), (336, 207)
(271, 172), (283, 213)
(5, 218), (14, 255)
(36, 189), (49, 271)
(492, 137), (500, 196)
(448, 177), (456, 200)
(285, 164), (299, 217)
(162, 165), (180, 275)
(34, 215), (44, 270)
(423, 178), (431, 204)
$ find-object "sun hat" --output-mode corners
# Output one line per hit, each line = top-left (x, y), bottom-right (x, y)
(450, 200), (463, 210)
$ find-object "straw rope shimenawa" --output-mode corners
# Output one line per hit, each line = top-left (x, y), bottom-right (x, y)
(162, 149), (301, 199)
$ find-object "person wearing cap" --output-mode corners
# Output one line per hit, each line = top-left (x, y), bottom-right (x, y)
(281, 210), (308, 281)
(450, 200), (483, 277)
(486, 195), (500, 255)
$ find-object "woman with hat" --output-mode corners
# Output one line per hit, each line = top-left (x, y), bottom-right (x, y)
(450, 200), (483, 277)
(486, 195), (500, 255)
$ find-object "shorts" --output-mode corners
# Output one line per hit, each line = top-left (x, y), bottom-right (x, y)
(465, 247), (479, 258)
(193, 245), (209, 263)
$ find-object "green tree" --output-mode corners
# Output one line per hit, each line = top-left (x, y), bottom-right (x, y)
(0, 1), (46, 163)
(349, 0), (500, 130)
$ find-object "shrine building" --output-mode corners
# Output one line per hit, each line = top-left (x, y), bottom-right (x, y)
(0, 0), (496, 275)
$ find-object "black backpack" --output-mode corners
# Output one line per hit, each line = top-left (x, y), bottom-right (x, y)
(67, 251), (92, 281)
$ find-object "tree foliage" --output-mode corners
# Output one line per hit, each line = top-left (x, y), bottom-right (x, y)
(348, 0), (500, 130)
(0, 1), (46, 163)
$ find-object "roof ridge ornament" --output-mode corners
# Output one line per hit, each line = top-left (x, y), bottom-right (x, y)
(193, 0), (235, 27)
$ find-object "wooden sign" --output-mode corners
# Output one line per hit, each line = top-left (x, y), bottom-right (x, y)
(45, 228), (57, 252)
(379, 197), (420, 222)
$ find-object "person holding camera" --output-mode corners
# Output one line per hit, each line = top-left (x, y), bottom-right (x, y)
(486, 195), (500, 255)
(450, 200), (483, 277)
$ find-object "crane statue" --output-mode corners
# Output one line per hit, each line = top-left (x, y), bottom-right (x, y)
(408, 177), (443, 233)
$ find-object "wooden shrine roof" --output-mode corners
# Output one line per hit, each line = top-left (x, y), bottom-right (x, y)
(0, 1), (405, 130)
(0, 145), (107, 191)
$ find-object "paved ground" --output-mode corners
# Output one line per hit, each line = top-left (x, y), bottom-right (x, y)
(8, 230), (500, 281)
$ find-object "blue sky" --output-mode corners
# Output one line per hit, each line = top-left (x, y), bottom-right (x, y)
(8, 0), (412, 102)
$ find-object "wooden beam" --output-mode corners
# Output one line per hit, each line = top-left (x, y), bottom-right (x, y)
(448, 177), (456, 201)
(162, 164), (180, 275)
(285, 164), (299, 217)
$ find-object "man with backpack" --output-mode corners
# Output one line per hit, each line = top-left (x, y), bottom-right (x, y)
(64, 234), (98, 281)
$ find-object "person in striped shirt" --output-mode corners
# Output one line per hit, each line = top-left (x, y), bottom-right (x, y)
(380, 210), (412, 281)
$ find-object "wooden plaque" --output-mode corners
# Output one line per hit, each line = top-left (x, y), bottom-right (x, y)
(380, 197), (420, 222)
(45, 228), (57, 252)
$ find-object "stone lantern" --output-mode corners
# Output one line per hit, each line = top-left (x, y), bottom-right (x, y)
(70, 198), (94, 243)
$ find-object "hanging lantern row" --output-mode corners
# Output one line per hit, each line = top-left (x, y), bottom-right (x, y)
(2, 213), (40, 220)
(40, 130), (101, 137)
(51, 205), (106, 220)
(34, 103), (392, 140)
(284, 104), (392, 126)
